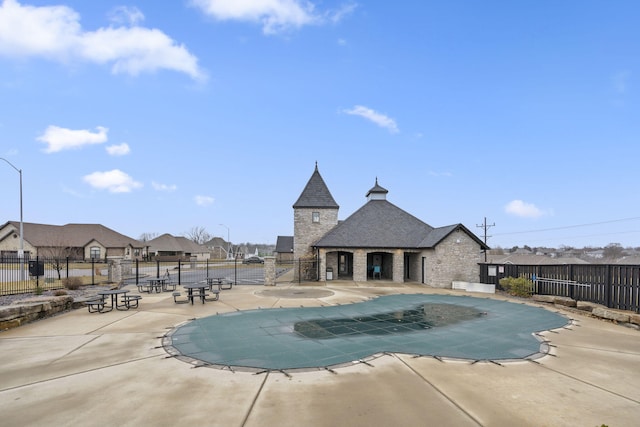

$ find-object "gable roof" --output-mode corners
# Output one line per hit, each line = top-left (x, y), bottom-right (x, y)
(275, 235), (293, 253)
(148, 233), (209, 253)
(419, 223), (489, 249)
(4, 221), (142, 248)
(292, 164), (339, 209)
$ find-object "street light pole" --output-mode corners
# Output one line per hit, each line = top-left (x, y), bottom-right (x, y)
(219, 223), (230, 260)
(1, 157), (24, 279)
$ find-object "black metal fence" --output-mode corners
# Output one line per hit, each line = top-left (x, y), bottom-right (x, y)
(0, 257), (296, 296)
(0, 256), (111, 296)
(480, 263), (640, 313)
(125, 259), (293, 287)
(296, 258), (318, 282)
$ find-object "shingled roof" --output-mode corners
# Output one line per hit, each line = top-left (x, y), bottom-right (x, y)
(314, 199), (434, 248)
(6, 221), (142, 248)
(148, 234), (209, 253)
(312, 182), (489, 250)
(292, 163), (339, 209)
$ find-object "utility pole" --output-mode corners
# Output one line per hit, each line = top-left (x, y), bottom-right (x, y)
(476, 217), (495, 262)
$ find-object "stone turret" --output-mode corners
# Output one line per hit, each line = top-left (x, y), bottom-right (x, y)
(292, 163), (339, 276)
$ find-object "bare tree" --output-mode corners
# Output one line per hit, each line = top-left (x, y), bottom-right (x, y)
(603, 243), (623, 259)
(185, 226), (211, 245)
(39, 244), (77, 280)
(139, 232), (159, 242)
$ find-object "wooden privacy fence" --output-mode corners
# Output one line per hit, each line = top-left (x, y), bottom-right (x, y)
(480, 263), (640, 313)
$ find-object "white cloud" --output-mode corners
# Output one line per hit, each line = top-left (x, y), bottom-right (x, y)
(152, 181), (177, 192)
(106, 142), (130, 156)
(343, 105), (399, 133)
(108, 6), (144, 26)
(190, 0), (356, 34)
(327, 3), (357, 24)
(505, 199), (547, 218)
(37, 125), (108, 153)
(194, 195), (214, 206)
(83, 169), (142, 193)
(0, 0), (205, 80)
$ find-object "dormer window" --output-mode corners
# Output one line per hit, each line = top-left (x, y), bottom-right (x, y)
(312, 212), (320, 223)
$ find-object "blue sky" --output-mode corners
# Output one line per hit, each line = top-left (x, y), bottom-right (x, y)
(1, 0), (639, 249)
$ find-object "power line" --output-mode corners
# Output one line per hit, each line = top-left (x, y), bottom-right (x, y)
(492, 216), (640, 237)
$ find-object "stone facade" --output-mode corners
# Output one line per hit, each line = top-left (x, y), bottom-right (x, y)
(293, 167), (486, 288)
(293, 208), (338, 260)
(422, 231), (483, 288)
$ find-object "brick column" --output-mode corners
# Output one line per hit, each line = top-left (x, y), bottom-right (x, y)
(264, 256), (276, 286)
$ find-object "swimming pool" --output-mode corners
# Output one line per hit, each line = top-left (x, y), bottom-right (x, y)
(164, 294), (569, 371)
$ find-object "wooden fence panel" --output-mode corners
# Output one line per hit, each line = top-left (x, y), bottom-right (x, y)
(479, 263), (639, 313)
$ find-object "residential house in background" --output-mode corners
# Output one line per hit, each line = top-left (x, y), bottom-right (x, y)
(274, 235), (294, 262)
(0, 221), (144, 261)
(204, 236), (231, 260)
(293, 165), (489, 287)
(147, 234), (211, 261)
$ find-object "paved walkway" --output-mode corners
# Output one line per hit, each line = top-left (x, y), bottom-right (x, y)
(1, 281), (639, 426)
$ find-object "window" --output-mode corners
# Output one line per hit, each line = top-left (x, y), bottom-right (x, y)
(90, 247), (100, 259)
(312, 212), (320, 223)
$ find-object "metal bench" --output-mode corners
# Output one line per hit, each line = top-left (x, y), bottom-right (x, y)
(85, 298), (105, 313)
(173, 292), (188, 304)
(136, 282), (151, 293)
(122, 294), (142, 309)
(205, 289), (220, 302)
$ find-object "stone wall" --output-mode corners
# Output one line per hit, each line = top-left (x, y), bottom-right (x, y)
(424, 231), (482, 288)
(532, 294), (640, 327)
(294, 207), (338, 279)
(293, 208), (338, 259)
(0, 296), (74, 330)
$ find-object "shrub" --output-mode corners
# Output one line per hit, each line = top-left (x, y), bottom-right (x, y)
(499, 276), (533, 298)
(53, 290), (68, 296)
(63, 276), (83, 290)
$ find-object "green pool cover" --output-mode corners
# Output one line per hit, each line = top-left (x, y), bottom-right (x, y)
(165, 294), (568, 371)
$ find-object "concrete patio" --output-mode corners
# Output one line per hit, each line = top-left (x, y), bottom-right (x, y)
(1, 280), (639, 426)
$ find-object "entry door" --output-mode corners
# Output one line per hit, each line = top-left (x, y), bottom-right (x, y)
(338, 252), (352, 277)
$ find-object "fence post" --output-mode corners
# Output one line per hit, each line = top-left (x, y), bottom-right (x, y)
(91, 257), (95, 285)
(568, 264), (574, 300)
(605, 264), (611, 308)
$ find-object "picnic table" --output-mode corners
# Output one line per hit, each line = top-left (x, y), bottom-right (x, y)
(205, 277), (232, 290)
(92, 289), (133, 312)
(174, 282), (220, 304)
(146, 278), (167, 293)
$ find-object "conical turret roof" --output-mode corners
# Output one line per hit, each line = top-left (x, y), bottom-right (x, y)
(293, 163), (339, 209)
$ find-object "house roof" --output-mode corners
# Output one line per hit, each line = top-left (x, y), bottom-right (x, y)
(148, 234), (209, 253)
(4, 221), (142, 248)
(292, 164), (339, 209)
(313, 199), (434, 248)
(312, 193), (489, 250)
(204, 237), (228, 248)
(275, 235), (293, 253)
(485, 253), (589, 265)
